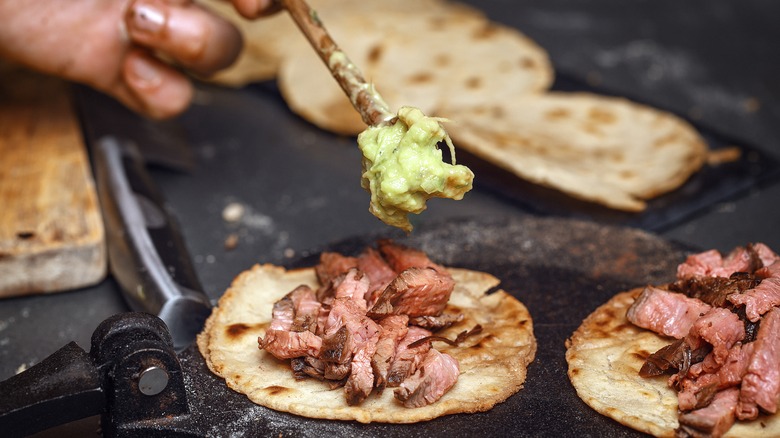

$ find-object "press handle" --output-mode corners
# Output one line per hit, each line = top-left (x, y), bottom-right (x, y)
(93, 136), (212, 351)
(0, 342), (105, 438)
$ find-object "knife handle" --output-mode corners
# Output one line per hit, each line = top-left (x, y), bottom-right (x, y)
(92, 136), (211, 351)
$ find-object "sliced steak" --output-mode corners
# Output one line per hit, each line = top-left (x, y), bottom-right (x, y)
(409, 313), (465, 331)
(728, 262), (780, 322)
(753, 242), (780, 267)
(676, 387), (739, 438)
(372, 315), (409, 392)
(291, 356), (326, 381)
(289, 286), (321, 333)
(331, 268), (370, 311)
(393, 349), (460, 408)
(369, 267), (456, 318)
(677, 246), (761, 281)
(316, 252), (358, 285)
(737, 306), (780, 420)
(357, 247), (398, 308)
(259, 329), (322, 359)
(260, 286), (324, 359)
(689, 308), (745, 372)
(677, 373), (719, 412)
(345, 340), (379, 405)
(627, 286), (712, 339)
(671, 273), (761, 308)
(386, 326), (432, 387)
(640, 338), (710, 378)
(377, 239), (445, 273)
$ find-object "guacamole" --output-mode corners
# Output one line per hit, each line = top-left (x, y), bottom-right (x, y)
(358, 106), (474, 232)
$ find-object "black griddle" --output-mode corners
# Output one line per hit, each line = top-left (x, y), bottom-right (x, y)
(179, 215), (694, 437)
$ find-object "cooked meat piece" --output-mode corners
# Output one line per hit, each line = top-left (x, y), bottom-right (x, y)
(677, 373), (719, 412)
(737, 307), (780, 420)
(331, 268), (370, 311)
(716, 342), (755, 387)
(627, 286), (712, 339)
(289, 286), (321, 333)
(324, 362), (351, 381)
(357, 247), (398, 308)
(372, 315), (409, 392)
(677, 246), (762, 281)
(322, 274), (382, 405)
(728, 262), (780, 322)
(642, 308), (742, 381)
(386, 326), (432, 387)
(676, 387), (739, 438)
(260, 286), (324, 359)
(688, 341), (755, 383)
(259, 329), (322, 359)
(267, 291), (295, 331)
(753, 242), (780, 267)
(671, 273), (761, 308)
(640, 338), (710, 378)
(408, 313), (465, 331)
(345, 342), (378, 405)
(690, 308), (745, 371)
(320, 326), (351, 363)
(369, 267), (456, 318)
(678, 341), (755, 411)
(316, 252), (358, 285)
(393, 349), (460, 408)
(291, 356), (326, 380)
(377, 239), (445, 273)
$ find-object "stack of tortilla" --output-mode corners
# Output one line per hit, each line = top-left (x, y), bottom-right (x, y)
(202, 0), (707, 212)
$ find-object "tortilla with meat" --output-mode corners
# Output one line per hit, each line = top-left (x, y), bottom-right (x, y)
(566, 288), (780, 437)
(197, 263), (535, 423)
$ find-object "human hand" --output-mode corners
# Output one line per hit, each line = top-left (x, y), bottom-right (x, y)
(0, 0), (278, 119)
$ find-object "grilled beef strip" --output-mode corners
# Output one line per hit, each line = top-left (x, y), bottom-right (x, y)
(386, 326), (432, 387)
(316, 252), (359, 285)
(393, 349), (460, 408)
(676, 387), (739, 438)
(676, 342), (755, 412)
(357, 247), (398, 308)
(377, 239), (445, 273)
(627, 286), (712, 340)
(368, 267), (456, 318)
(728, 262), (780, 322)
(670, 272), (761, 308)
(408, 313), (465, 331)
(736, 306), (780, 420)
(371, 315), (409, 393)
(260, 286), (324, 360)
(677, 245), (763, 281)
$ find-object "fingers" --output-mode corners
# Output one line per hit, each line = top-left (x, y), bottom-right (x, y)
(119, 49), (194, 119)
(125, 0), (243, 76)
(231, 0), (282, 19)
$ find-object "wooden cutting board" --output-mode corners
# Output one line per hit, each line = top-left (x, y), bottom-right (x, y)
(0, 63), (106, 297)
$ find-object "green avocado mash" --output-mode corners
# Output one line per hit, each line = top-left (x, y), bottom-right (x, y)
(358, 106), (474, 232)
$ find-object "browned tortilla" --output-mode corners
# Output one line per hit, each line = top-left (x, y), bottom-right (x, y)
(198, 264), (536, 423)
(565, 288), (780, 437)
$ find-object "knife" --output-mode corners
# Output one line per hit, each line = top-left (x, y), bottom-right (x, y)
(75, 86), (211, 351)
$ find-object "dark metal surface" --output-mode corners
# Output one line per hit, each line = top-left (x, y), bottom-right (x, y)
(1, 0), (779, 436)
(173, 215), (691, 437)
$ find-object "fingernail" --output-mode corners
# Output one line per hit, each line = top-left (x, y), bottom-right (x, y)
(127, 56), (162, 89)
(129, 1), (166, 34)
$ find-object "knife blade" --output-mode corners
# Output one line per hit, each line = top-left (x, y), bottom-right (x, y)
(75, 87), (211, 351)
